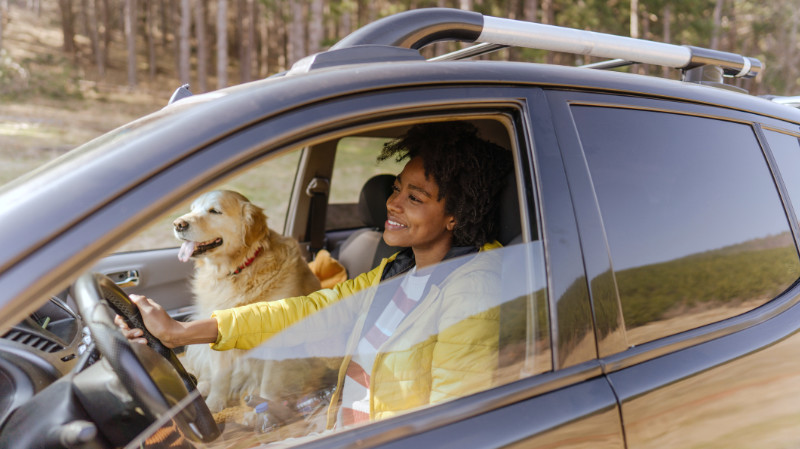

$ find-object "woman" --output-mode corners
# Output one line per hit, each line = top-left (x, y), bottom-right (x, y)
(119, 121), (514, 428)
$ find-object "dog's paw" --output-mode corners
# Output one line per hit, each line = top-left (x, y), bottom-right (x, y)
(205, 394), (228, 413)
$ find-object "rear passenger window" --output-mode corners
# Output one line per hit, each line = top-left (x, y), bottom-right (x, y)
(573, 106), (800, 345)
(765, 130), (800, 223)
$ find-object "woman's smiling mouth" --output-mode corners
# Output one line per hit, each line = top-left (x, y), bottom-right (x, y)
(385, 219), (407, 230)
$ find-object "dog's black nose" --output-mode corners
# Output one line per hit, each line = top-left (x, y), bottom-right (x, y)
(174, 219), (189, 232)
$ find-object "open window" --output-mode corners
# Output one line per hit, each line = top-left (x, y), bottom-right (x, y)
(115, 114), (550, 448)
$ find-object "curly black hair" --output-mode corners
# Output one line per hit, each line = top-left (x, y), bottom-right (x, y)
(378, 121), (514, 248)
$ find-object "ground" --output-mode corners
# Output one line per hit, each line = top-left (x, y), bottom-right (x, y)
(0, 3), (179, 185)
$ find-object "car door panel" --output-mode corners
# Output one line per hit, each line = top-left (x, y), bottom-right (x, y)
(608, 287), (800, 448)
(92, 248), (194, 315)
(389, 378), (624, 449)
(547, 88), (800, 448)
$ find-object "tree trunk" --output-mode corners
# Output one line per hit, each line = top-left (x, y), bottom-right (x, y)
(267, 0), (286, 74)
(308, 0), (324, 54)
(217, 0), (228, 88)
(541, 0), (553, 64)
(147, 0), (156, 81)
(661, 3), (671, 77)
(523, 0), (538, 22)
(172, 0), (181, 79)
(159, 0), (168, 48)
(238, 0), (253, 83)
(339, 0), (353, 38)
(710, 0), (724, 50)
(786, 9), (799, 94)
(179, 0), (191, 85)
(195, 0), (208, 91)
(101, 0), (111, 61)
(254, 0), (263, 77)
(0, 1), (4, 52)
(288, 0), (305, 66)
(89, 0), (104, 78)
(124, 0), (137, 87)
(58, 0), (76, 57)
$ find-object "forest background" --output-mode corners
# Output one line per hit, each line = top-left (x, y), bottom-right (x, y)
(1, 0), (799, 184)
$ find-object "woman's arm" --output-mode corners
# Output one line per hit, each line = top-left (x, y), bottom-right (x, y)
(115, 294), (218, 348)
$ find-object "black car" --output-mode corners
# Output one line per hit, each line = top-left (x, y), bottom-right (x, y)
(3, 7), (800, 449)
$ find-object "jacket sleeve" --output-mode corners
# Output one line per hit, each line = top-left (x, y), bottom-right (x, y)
(211, 263), (385, 351)
(428, 263), (501, 404)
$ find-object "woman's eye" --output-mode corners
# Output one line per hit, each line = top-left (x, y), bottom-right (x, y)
(209, 208), (221, 214)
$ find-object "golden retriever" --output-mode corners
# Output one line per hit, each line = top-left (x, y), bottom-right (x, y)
(173, 190), (324, 416)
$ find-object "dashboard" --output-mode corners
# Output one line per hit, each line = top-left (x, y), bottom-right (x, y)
(0, 295), (90, 427)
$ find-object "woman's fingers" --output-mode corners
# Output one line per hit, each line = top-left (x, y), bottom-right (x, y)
(128, 294), (177, 345)
(114, 313), (147, 344)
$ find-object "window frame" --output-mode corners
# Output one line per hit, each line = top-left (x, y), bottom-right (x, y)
(546, 89), (800, 370)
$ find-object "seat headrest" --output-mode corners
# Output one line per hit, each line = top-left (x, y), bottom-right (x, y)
(358, 174), (396, 229)
(497, 173), (522, 246)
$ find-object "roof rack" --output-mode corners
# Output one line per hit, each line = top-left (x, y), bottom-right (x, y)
(761, 95), (800, 108)
(325, 8), (761, 83)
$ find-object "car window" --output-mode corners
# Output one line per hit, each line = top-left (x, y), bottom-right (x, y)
(764, 129), (800, 223)
(115, 149), (301, 252)
(572, 106), (800, 346)
(128, 118), (551, 447)
(327, 137), (405, 230)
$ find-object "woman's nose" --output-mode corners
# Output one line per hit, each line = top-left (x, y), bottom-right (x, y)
(386, 192), (400, 212)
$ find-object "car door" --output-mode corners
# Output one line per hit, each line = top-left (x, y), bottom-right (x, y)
(549, 89), (800, 448)
(55, 77), (626, 447)
(271, 86), (627, 448)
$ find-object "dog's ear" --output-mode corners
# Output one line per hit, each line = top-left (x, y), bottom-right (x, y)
(241, 201), (269, 248)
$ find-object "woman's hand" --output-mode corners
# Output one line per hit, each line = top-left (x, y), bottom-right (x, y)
(114, 294), (219, 348)
(114, 294), (182, 348)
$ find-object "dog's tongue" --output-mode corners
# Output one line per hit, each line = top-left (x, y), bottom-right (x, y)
(178, 241), (196, 262)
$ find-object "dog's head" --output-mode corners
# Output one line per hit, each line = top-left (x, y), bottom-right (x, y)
(173, 190), (269, 264)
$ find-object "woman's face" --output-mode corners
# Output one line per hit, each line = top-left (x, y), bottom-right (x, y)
(384, 157), (456, 267)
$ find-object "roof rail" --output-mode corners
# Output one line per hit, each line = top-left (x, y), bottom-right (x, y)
(763, 95), (800, 108)
(332, 8), (762, 80)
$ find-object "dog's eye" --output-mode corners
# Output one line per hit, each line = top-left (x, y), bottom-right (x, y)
(209, 208), (222, 215)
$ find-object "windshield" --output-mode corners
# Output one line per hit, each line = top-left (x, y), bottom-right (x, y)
(132, 241), (548, 448)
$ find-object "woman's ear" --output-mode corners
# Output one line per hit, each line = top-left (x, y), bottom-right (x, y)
(446, 216), (456, 232)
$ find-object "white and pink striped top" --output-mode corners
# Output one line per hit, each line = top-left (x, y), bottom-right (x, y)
(338, 267), (430, 427)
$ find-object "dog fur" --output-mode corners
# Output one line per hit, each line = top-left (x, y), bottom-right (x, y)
(173, 190), (324, 414)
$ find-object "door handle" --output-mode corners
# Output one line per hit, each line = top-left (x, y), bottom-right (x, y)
(106, 270), (140, 288)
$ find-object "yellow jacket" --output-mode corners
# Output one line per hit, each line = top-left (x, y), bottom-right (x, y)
(211, 241), (502, 427)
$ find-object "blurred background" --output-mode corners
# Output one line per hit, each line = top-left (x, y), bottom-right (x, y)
(1, 0), (798, 184)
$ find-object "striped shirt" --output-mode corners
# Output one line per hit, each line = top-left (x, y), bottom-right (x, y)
(338, 267), (430, 427)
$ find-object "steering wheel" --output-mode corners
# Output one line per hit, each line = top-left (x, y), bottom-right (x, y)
(72, 272), (219, 443)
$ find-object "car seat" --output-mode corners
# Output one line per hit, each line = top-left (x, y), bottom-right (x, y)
(336, 174), (403, 278)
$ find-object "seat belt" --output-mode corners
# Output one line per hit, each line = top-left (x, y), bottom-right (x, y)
(305, 177), (330, 258)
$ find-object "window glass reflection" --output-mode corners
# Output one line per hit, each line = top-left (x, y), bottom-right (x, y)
(144, 241), (549, 447)
(765, 130), (800, 223)
(573, 106), (800, 345)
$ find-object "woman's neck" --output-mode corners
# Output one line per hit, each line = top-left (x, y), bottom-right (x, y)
(413, 241), (452, 269)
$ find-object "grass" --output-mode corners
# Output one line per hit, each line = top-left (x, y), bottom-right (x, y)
(553, 231), (800, 349)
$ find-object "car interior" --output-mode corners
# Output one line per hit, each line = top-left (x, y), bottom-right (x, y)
(0, 114), (547, 448)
